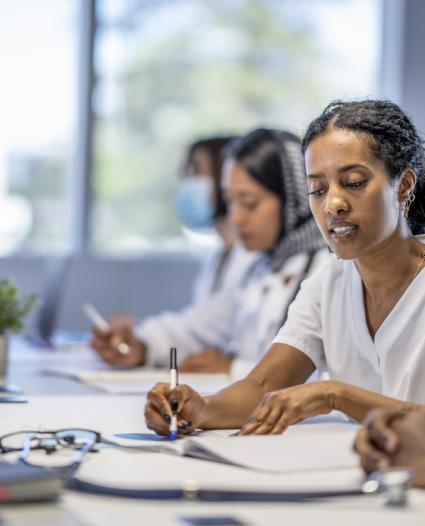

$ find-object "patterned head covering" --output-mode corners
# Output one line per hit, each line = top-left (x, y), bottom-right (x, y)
(227, 128), (325, 271)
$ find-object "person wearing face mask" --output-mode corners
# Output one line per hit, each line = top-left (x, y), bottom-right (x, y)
(90, 136), (258, 371)
(178, 129), (328, 376)
(91, 129), (327, 378)
(175, 136), (258, 303)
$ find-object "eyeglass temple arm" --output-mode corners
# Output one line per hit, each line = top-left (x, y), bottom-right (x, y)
(19, 433), (35, 461)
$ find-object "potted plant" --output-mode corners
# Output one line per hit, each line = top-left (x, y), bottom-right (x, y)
(0, 278), (37, 379)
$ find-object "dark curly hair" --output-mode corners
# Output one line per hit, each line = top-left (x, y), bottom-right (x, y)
(302, 100), (425, 234)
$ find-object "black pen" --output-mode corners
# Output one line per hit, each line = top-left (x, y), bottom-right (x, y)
(169, 347), (178, 441)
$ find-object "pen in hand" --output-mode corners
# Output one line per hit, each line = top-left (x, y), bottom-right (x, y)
(169, 347), (178, 441)
(83, 302), (130, 356)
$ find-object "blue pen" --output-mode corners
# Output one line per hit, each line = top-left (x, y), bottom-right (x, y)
(169, 347), (178, 441)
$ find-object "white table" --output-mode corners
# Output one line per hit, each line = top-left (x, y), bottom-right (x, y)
(6, 337), (104, 395)
(0, 396), (424, 526)
(1, 341), (425, 525)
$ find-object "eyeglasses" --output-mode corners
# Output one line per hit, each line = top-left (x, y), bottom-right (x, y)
(0, 428), (102, 476)
(0, 429), (398, 502)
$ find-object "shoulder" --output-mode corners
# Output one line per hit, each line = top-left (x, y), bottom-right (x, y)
(300, 253), (351, 296)
(294, 249), (347, 282)
(274, 248), (329, 277)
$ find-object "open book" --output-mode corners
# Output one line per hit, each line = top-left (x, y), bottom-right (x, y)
(111, 422), (359, 473)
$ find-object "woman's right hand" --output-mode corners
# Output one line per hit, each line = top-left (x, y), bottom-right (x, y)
(90, 316), (146, 367)
(144, 382), (207, 436)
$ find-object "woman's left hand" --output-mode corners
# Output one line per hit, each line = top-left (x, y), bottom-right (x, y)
(238, 381), (335, 435)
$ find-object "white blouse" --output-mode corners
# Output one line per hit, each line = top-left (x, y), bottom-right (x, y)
(273, 244), (425, 404)
(136, 247), (329, 380)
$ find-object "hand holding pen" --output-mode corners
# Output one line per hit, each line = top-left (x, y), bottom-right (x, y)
(169, 347), (178, 440)
(144, 356), (207, 437)
(85, 303), (146, 367)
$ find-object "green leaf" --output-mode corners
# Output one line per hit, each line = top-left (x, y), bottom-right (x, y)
(0, 279), (38, 334)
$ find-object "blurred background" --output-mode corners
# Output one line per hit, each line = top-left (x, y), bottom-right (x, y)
(0, 0), (423, 332)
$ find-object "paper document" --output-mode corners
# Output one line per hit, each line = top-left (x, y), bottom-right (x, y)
(111, 423), (359, 473)
(42, 366), (231, 395)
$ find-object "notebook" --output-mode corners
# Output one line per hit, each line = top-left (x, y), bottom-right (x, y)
(111, 422), (359, 473)
(0, 461), (64, 502)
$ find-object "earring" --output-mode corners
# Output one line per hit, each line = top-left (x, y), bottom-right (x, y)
(403, 193), (416, 219)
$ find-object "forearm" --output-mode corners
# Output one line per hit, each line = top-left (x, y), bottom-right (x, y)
(199, 376), (267, 429)
(199, 344), (315, 429)
(332, 381), (425, 422)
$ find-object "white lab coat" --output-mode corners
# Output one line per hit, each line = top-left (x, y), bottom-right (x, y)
(191, 243), (255, 303)
(135, 246), (329, 380)
(273, 236), (425, 403)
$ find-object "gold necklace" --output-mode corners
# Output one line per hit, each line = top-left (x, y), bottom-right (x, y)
(414, 250), (425, 279)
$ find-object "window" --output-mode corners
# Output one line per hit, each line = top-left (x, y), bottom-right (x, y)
(0, 0), (78, 255)
(1, 0), (380, 256)
(91, 0), (380, 256)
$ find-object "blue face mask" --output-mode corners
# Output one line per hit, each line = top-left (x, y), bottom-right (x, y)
(175, 176), (215, 229)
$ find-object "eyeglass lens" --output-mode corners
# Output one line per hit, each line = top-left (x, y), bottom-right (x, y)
(1, 429), (99, 451)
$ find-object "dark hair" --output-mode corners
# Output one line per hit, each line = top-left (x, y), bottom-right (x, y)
(224, 127), (323, 267)
(302, 99), (425, 234)
(225, 128), (301, 209)
(184, 136), (238, 219)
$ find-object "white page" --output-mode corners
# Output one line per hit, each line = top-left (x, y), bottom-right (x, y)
(180, 423), (359, 473)
(84, 372), (230, 395)
(41, 366), (231, 395)
(109, 423), (359, 473)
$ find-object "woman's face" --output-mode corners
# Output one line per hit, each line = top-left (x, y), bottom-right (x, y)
(305, 128), (402, 260)
(222, 159), (282, 252)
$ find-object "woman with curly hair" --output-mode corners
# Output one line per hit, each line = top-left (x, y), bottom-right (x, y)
(144, 99), (425, 436)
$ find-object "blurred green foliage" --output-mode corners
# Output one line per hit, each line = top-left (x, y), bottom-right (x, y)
(0, 279), (38, 334)
(92, 0), (324, 253)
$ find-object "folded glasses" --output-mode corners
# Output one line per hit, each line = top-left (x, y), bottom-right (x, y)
(0, 428), (102, 476)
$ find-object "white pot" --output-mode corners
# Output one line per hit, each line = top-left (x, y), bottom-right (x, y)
(0, 333), (8, 379)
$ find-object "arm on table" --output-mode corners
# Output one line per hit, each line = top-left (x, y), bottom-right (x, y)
(146, 341), (425, 436)
(145, 343), (314, 434)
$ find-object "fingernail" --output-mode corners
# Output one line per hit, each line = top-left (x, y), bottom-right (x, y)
(178, 422), (189, 430)
(163, 412), (171, 423)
